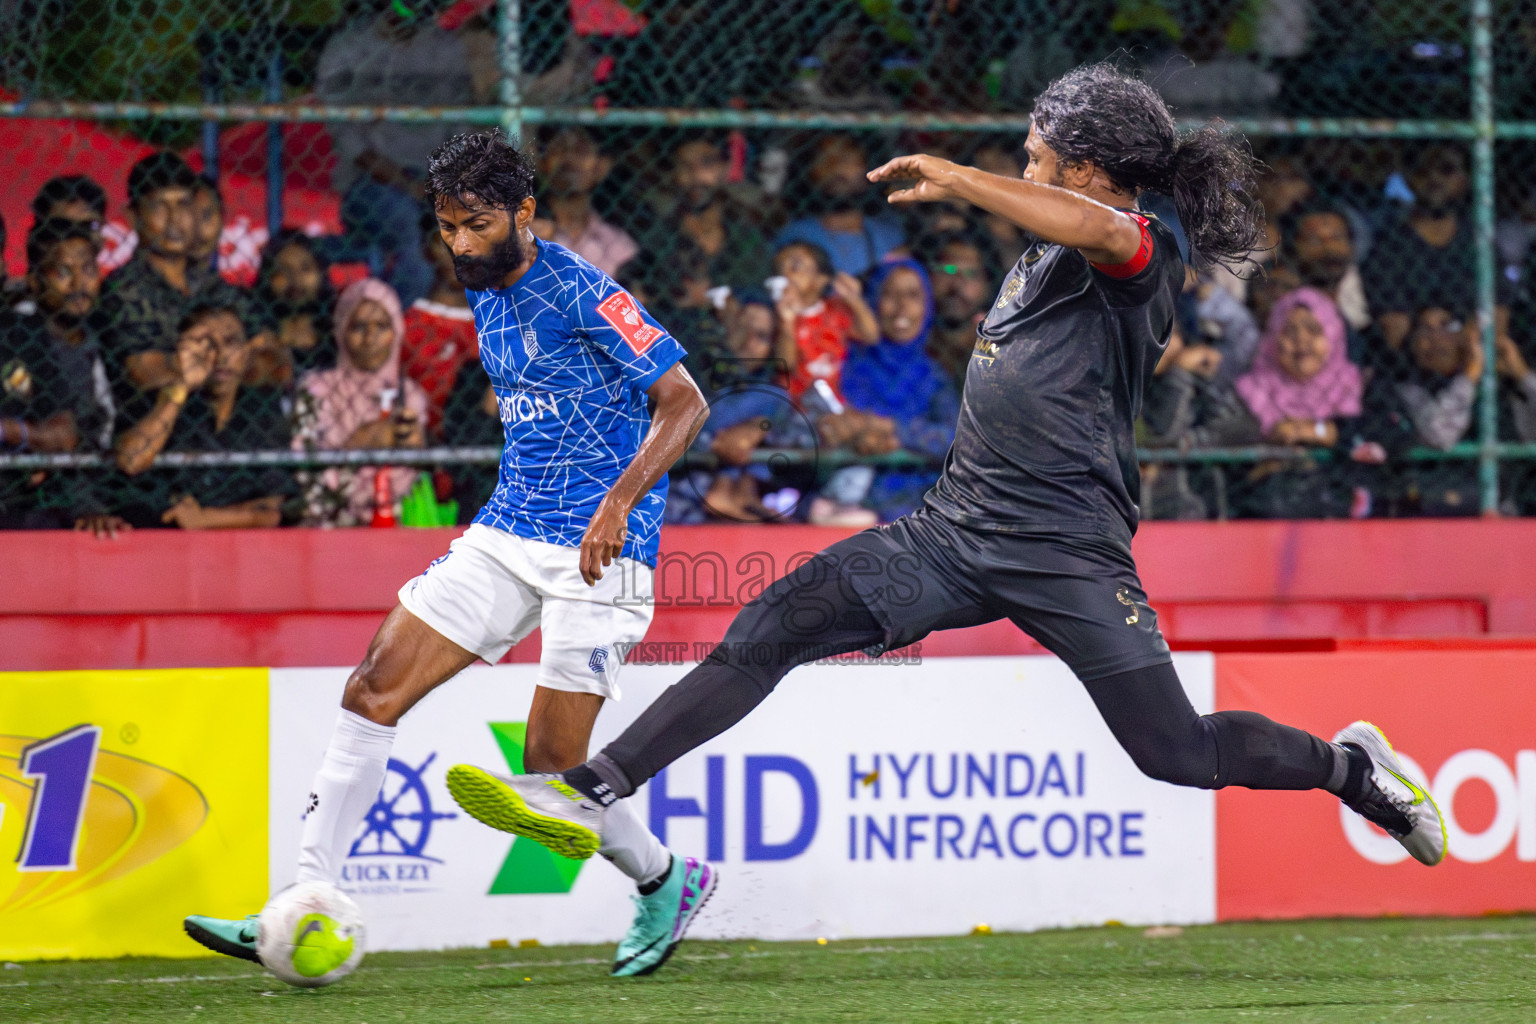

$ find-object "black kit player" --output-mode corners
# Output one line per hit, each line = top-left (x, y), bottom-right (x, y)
(444, 64), (1448, 877)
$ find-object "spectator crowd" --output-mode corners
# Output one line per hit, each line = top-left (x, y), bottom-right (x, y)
(3, 0), (1536, 530)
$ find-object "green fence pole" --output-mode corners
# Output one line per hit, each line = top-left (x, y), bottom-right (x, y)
(498, 0), (522, 142)
(1472, 0), (1500, 514)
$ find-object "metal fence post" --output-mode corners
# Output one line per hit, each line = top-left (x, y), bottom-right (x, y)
(1472, 0), (1499, 514)
(266, 49), (284, 238)
(497, 0), (522, 144)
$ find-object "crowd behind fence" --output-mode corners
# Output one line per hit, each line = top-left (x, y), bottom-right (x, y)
(0, 0), (1533, 531)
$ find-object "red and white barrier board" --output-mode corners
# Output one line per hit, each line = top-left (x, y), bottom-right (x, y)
(1215, 648), (1536, 921)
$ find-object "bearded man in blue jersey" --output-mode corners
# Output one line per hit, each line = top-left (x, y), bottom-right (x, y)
(186, 130), (714, 978)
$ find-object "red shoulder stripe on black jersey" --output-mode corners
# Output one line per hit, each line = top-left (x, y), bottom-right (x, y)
(1089, 213), (1154, 279)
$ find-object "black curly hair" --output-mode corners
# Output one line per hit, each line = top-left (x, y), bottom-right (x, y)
(425, 129), (538, 212)
(1031, 63), (1264, 268)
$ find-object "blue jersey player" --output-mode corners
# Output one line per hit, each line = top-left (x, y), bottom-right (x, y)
(185, 130), (715, 978)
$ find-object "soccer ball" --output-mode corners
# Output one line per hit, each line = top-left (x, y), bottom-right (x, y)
(256, 881), (366, 988)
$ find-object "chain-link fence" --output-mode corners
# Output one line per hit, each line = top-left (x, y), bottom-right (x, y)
(0, 0), (1532, 529)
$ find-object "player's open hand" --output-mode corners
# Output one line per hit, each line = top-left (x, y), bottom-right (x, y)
(580, 499), (628, 586)
(867, 154), (964, 204)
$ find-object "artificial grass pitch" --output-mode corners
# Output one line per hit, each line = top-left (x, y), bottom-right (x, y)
(8, 917), (1536, 1024)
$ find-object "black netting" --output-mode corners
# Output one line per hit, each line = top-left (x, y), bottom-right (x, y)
(0, 0), (1531, 530)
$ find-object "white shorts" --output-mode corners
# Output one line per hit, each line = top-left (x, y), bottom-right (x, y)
(397, 523), (654, 700)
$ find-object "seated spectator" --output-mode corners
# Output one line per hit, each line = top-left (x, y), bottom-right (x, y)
(681, 294), (814, 523)
(1364, 146), (1497, 349)
(774, 135), (904, 278)
(1497, 335), (1536, 443)
(923, 232), (998, 381)
(1283, 199), (1371, 334)
(0, 219), (118, 529)
(770, 240), (878, 405)
(1179, 268), (1260, 384)
(1224, 288), (1367, 517)
(402, 216), (477, 438)
(1392, 307), (1479, 452)
(829, 259), (960, 524)
(31, 174), (107, 248)
(1235, 288), (1363, 447)
(532, 127), (637, 277)
(291, 279), (428, 526)
(251, 230), (336, 378)
(648, 239), (730, 380)
(315, 4), (473, 305)
(971, 143), (1029, 265)
(98, 152), (247, 424)
(640, 136), (773, 297)
(113, 304), (291, 529)
(1358, 307), (1483, 516)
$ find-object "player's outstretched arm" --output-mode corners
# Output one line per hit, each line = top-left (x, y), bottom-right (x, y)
(867, 154), (1142, 266)
(578, 363), (709, 586)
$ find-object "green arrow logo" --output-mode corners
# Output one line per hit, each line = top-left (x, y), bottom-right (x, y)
(484, 722), (586, 895)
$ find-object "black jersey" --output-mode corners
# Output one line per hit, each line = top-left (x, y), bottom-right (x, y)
(924, 212), (1182, 540)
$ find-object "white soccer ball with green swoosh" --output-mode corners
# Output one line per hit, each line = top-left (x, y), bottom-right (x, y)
(257, 881), (366, 988)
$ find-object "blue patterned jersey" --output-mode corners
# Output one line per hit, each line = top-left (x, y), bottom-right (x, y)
(467, 239), (686, 567)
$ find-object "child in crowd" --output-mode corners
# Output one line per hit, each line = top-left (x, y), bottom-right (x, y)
(770, 240), (878, 405)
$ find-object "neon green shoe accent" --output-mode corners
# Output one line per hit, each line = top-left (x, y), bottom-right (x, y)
(290, 913), (357, 978)
(546, 779), (584, 801)
(1363, 721), (1449, 861)
(446, 764), (599, 860)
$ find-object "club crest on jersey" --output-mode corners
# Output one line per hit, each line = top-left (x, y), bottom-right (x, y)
(588, 646), (609, 674)
(523, 327), (538, 358)
(596, 291), (662, 355)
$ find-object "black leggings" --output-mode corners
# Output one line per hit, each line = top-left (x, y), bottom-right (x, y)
(601, 555), (1335, 794)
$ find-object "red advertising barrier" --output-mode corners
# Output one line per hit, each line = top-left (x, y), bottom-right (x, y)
(1216, 647), (1536, 921)
(4, 519), (1536, 669)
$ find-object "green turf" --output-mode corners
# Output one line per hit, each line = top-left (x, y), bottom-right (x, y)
(7, 918), (1536, 1023)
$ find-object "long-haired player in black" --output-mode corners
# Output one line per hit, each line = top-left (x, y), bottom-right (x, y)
(445, 64), (1448, 878)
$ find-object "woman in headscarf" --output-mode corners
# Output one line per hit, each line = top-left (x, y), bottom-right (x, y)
(292, 278), (429, 525)
(813, 258), (959, 524)
(1227, 286), (1367, 517)
(1235, 287), (1363, 444)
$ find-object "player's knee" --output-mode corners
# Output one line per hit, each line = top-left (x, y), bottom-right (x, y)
(1121, 719), (1221, 789)
(341, 657), (407, 727)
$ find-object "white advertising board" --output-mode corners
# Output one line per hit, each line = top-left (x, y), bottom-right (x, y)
(270, 654), (1215, 950)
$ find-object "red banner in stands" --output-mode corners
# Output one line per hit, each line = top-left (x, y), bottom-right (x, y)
(1215, 648), (1536, 920)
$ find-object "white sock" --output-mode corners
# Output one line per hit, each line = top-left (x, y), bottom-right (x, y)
(295, 709), (397, 885)
(598, 797), (672, 888)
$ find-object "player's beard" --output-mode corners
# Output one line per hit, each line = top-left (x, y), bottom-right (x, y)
(453, 232), (526, 290)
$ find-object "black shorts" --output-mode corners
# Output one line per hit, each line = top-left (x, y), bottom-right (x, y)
(825, 508), (1172, 681)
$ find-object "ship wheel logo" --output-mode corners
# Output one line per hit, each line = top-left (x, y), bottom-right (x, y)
(349, 753), (457, 861)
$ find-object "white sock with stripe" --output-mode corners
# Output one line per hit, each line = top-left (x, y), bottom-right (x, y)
(294, 709), (397, 885)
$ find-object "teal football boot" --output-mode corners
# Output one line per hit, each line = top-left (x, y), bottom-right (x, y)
(184, 913), (261, 963)
(611, 856), (718, 977)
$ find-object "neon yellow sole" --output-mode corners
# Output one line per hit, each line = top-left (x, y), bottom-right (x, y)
(445, 764), (599, 861)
